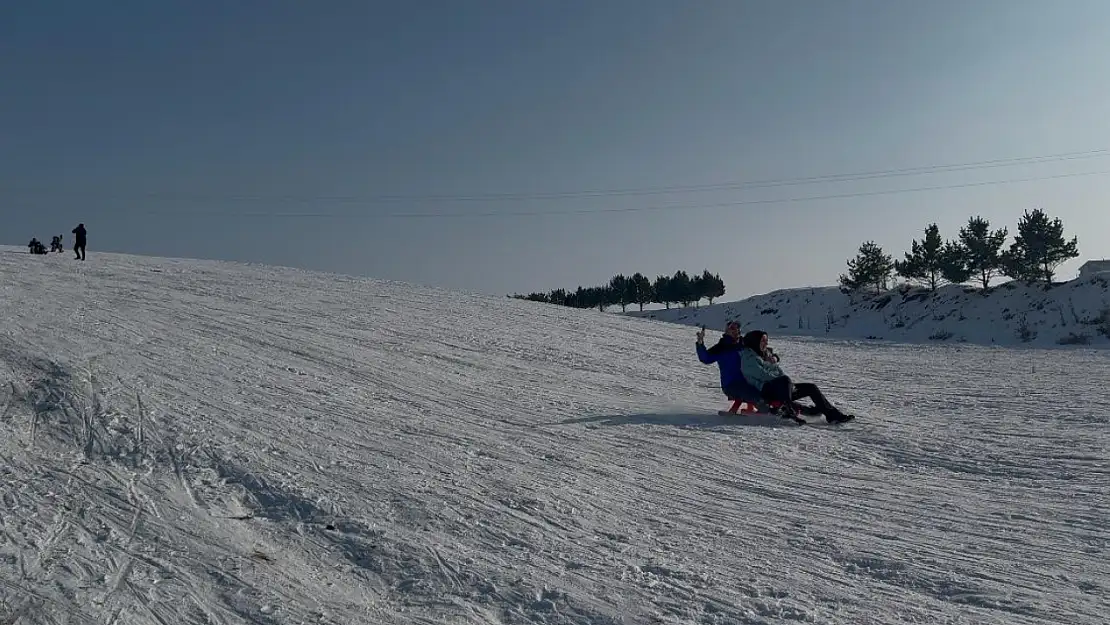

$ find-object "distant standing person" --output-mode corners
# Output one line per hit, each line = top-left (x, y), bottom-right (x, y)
(72, 223), (87, 260)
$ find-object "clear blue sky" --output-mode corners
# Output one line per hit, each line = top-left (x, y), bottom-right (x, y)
(4, 0), (1110, 299)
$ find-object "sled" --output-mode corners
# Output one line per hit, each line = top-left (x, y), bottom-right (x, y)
(718, 397), (784, 416)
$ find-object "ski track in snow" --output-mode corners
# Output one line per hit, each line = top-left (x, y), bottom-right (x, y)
(1, 247), (1107, 625)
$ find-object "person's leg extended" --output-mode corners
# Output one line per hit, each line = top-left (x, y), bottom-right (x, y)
(792, 382), (851, 421)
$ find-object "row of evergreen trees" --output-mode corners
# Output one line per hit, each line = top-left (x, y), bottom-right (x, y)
(511, 270), (726, 312)
(840, 208), (1080, 295)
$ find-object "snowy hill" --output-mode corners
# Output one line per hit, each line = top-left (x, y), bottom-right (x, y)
(629, 276), (1110, 348)
(2, 246), (1108, 625)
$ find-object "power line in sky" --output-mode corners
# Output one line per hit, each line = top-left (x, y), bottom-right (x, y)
(128, 167), (1110, 219)
(2, 147), (1109, 205)
(310, 148), (1110, 201)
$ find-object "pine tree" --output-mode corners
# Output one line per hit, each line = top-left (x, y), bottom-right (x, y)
(694, 269), (725, 304)
(958, 216), (1008, 290)
(652, 275), (673, 309)
(939, 240), (972, 285)
(839, 241), (894, 295)
(1001, 208), (1079, 283)
(690, 272), (705, 308)
(609, 274), (631, 312)
(585, 286), (613, 312)
(565, 288), (581, 308)
(1000, 245), (1037, 283)
(894, 223), (946, 290)
(630, 273), (653, 311)
(671, 270), (694, 307)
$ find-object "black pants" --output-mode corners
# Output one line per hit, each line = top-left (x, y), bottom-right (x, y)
(74, 243), (85, 260)
(761, 375), (842, 418)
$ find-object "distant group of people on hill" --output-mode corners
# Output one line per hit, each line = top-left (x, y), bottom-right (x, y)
(696, 320), (855, 424)
(28, 223), (87, 260)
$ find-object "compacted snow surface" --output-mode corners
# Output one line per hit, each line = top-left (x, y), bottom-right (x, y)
(1, 247), (1107, 625)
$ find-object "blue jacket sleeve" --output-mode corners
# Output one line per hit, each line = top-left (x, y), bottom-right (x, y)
(696, 342), (716, 364)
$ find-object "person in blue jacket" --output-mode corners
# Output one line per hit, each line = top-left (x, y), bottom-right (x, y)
(697, 321), (820, 417)
(696, 321), (765, 406)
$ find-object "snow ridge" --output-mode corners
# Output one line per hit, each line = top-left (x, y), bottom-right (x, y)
(629, 277), (1110, 348)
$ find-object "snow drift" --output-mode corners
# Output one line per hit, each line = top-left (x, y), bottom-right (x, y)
(629, 277), (1110, 348)
(1, 246), (1107, 625)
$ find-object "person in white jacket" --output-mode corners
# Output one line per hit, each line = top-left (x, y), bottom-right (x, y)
(738, 330), (855, 424)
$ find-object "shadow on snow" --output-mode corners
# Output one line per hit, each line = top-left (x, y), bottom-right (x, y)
(557, 411), (802, 430)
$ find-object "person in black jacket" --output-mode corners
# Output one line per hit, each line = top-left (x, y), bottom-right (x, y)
(72, 223), (87, 260)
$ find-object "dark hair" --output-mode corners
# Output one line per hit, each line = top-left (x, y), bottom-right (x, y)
(742, 330), (767, 351)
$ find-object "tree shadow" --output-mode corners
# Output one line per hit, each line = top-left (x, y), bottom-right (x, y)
(556, 411), (798, 431)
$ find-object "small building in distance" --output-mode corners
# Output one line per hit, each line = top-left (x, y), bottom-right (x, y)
(1078, 259), (1110, 279)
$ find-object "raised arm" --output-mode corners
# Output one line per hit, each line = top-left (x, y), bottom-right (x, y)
(696, 328), (715, 364)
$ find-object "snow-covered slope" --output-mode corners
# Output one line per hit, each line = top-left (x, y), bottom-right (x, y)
(2, 246), (1107, 625)
(629, 277), (1110, 348)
